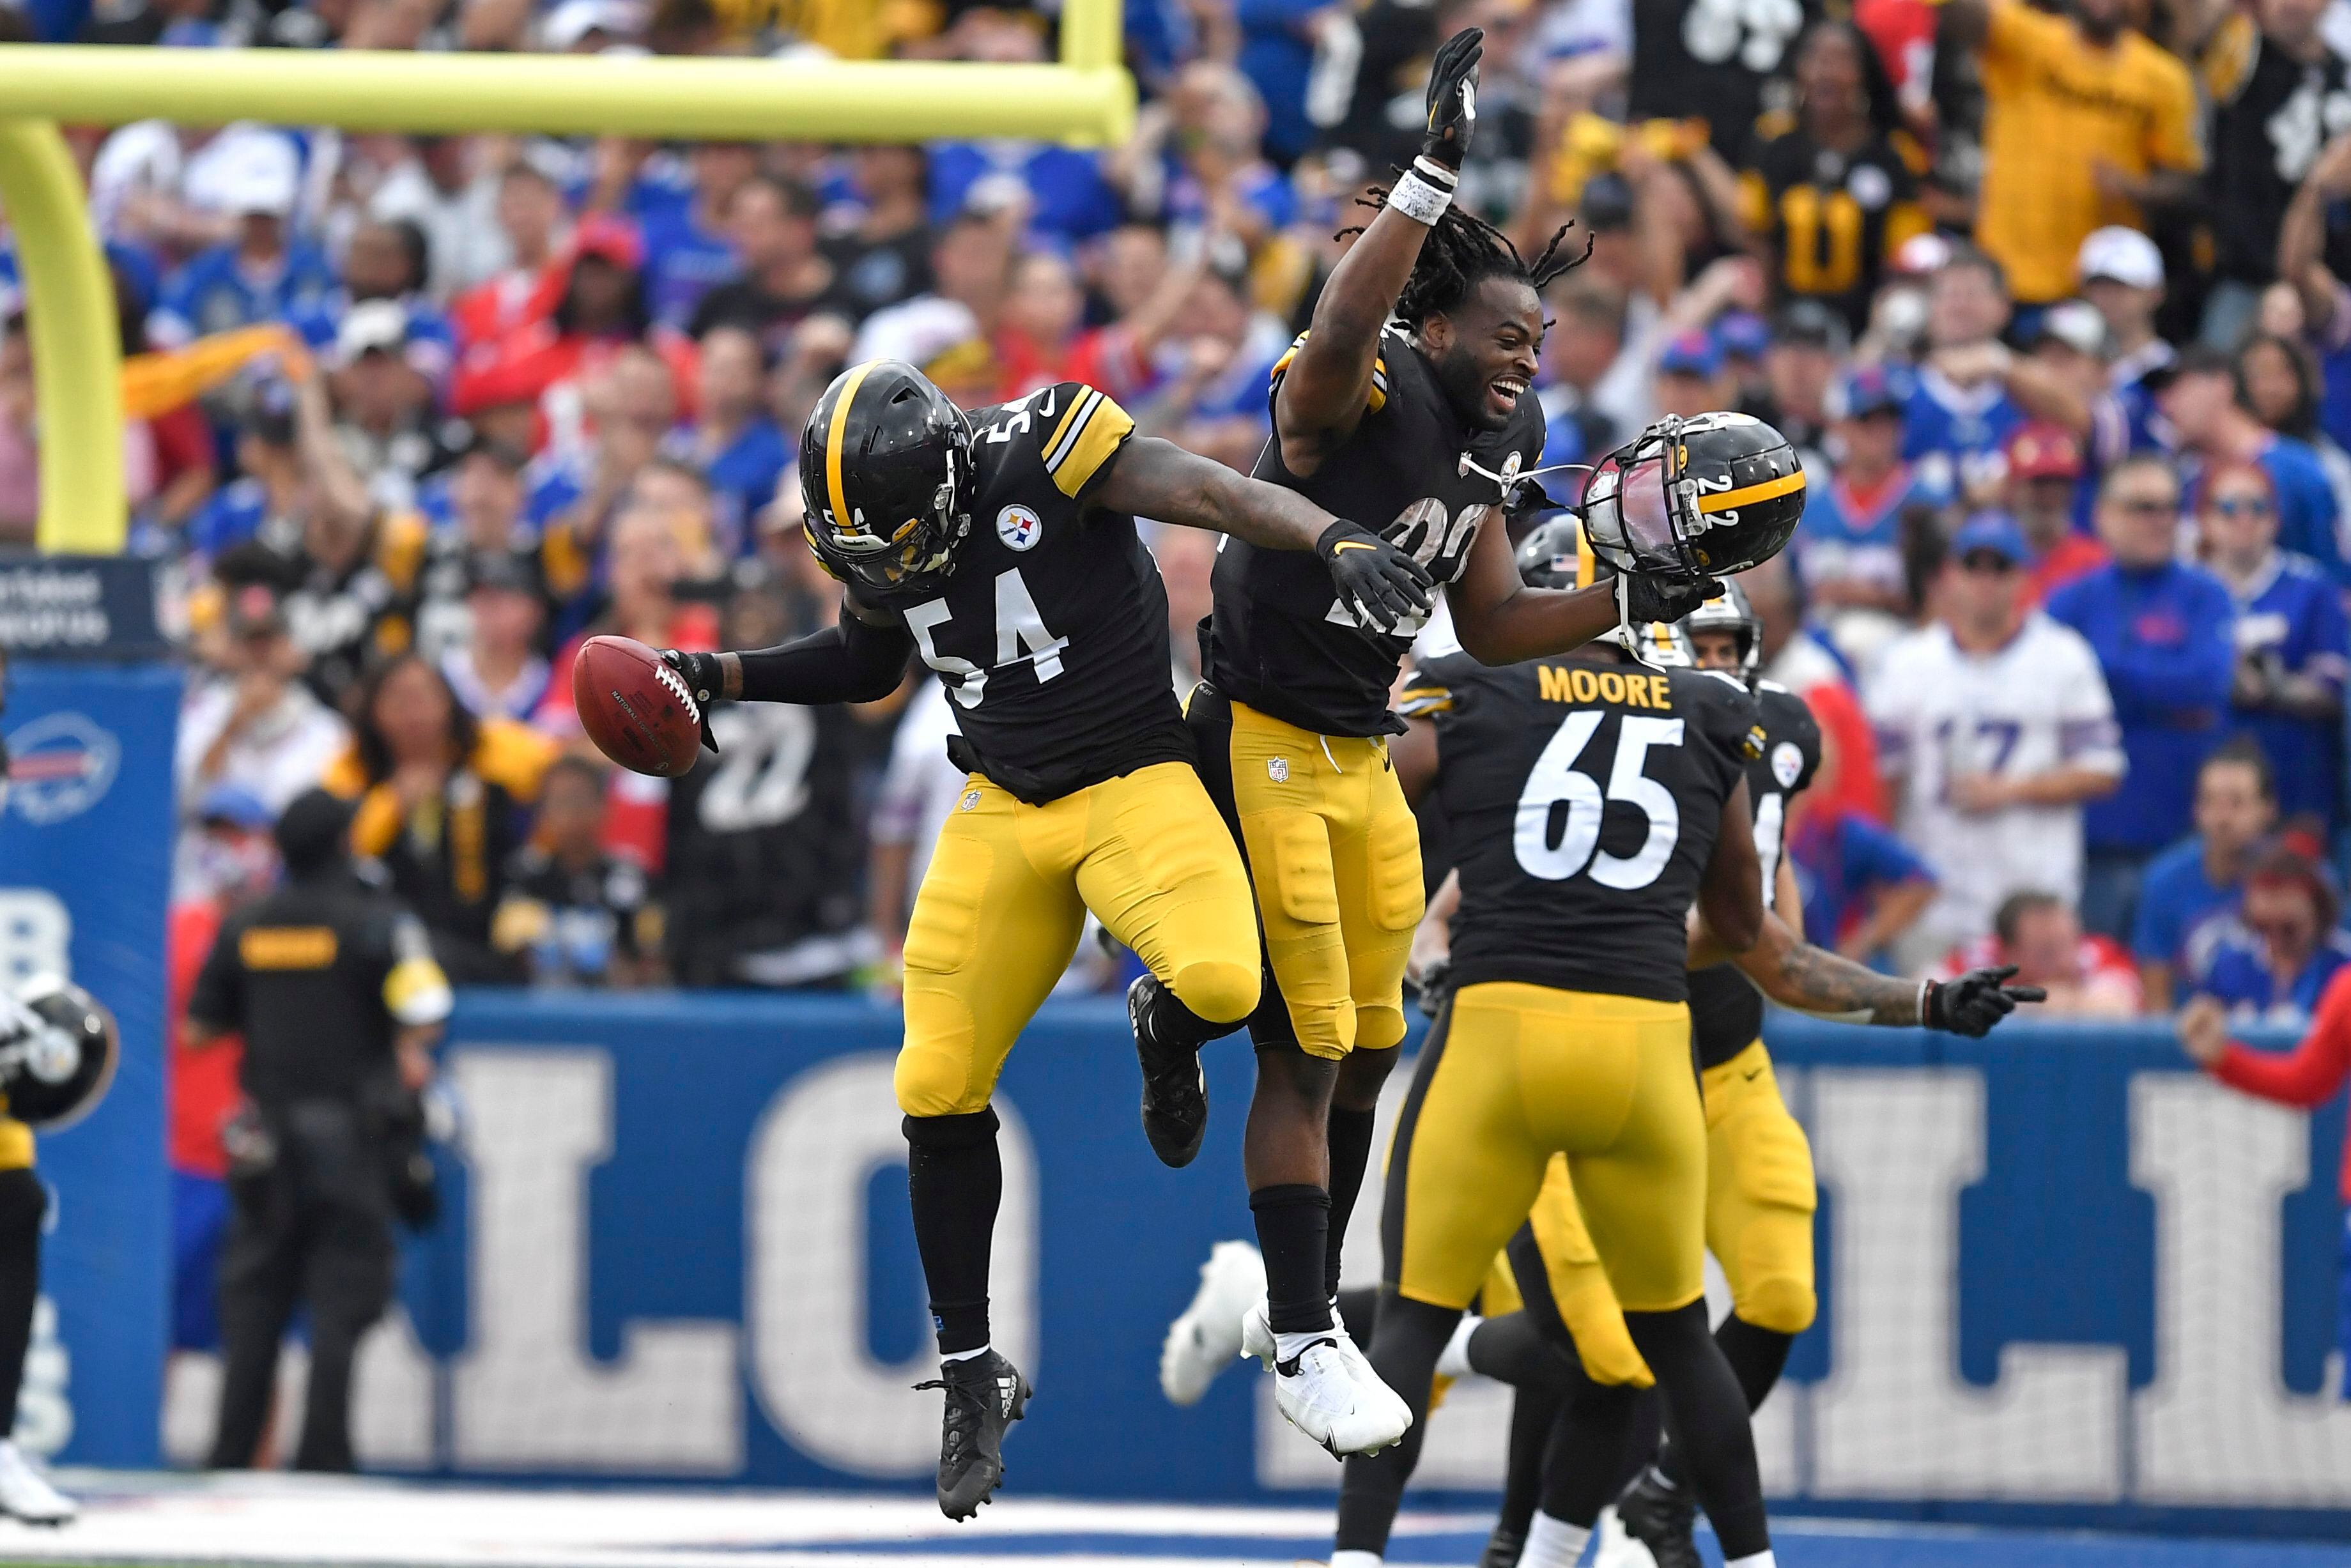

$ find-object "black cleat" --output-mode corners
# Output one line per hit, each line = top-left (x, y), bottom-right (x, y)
(1615, 1469), (1702, 1568)
(1129, 975), (1208, 1168)
(915, 1350), (1030, 1521)
(1477, 1522), (1525, 1568)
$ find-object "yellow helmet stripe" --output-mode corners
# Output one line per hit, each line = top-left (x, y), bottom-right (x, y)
(824, 360), (877, 535)
(1695, 468), (1805, 514)
(1574, 521), (1596, 590)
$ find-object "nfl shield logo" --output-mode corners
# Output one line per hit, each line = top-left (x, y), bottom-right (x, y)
(960, 790), (982, 811)
(1267, 757), (1290, 783)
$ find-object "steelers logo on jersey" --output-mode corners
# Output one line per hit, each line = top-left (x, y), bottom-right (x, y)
(996, 504), (1044, 551)
(1772, 741), (1805, 789)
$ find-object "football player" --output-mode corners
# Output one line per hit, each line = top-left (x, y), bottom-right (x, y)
(1330, 530), (1780, 1568)
(661, 359), (1433, 1516)
(1125, 27), (1801, 1449)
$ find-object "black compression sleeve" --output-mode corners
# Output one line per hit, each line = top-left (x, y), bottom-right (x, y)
(734, 616), (915, 705)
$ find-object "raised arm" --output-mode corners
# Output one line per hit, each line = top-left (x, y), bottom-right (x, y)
(1095, 434), (1435, 633)
(1274, 28), (1483, 473)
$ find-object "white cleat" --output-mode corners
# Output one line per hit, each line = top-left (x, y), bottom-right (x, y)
(1161, 1241), (1267, 1406)
(0, 1441), (73, 1526)
(1590, 1505), (1654, 1568)
(1241, 1299), (1413, 1457)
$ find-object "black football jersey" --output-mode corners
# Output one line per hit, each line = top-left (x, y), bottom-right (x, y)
(1630, 0), (1817, 155)
(1206, 327), (1546, 738)
(1405, 651), (1761, 1003)
(859, 382), (1192, 804)
(1686, 680), (1821, 1066)
(2208, 33), (2351, 284)
(1741, 128), (1929, 335)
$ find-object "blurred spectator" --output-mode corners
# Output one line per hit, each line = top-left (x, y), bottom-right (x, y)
(1906, 248), (2023, 505)
(1941, 890), (2143, 1018)
(2047, 456), (2238, 937)
(1136, 243), (1286, 468)
(1535, 286), (1632, 466)
(149, 130), (336, 345)
(1945, 0), (2201, 309)
(2201, 0), (2351, 351)
(326, 652), (557, 983)
(369, 135), (507, 303)
(1784, 774), (1938, 965)
(2005, 420), (2106, 599)
(866, 677), (959, 999)
(327, 301), (451, 514)
(451, 152), (570, 350)
(1752, 302), (1847, 459)
(992, 246), (1198, 404)
(2157, 344), (2343, 581)
(539, 503), (720, 737)
(1653, 330), (1730, 422)
(173, 578), (350, 896)
(490, 755), (654, 988)
(687, 174), (856, 353)
(2194, 842), (2351, 1023)
(824, 146), (936, 321)
(165, 784), (279, 1357)
(305, 217), (457, 396)
(1794, 364), (1939, 637)
(442, 550), (552, 723)
(661, 566), (890, 988)
(1235, 0), (1325, 166)
(2196, 457), (2348, 831)
(643, 142), (757, 332)
(850, 209), (1014, 388)
(2235, 331), (2351, 527)
(2077, 226), (2174, 450)
(1870, 511), (2124, 967)
(411, 430), (534, 659)
(186, 395), (302, 563)
(1748, 555), (1889, 825)
(2278, 131), (2351, 451)
(1736, 19), (1930, 336)
(676, 324), (790, 553)
(2133, 741), (2281, 1011)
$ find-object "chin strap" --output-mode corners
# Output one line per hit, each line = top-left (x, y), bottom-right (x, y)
(1456, 450), (1594, 501)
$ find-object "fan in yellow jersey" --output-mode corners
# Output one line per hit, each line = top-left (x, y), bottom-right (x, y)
(662, 360), (1435, 1516)
(1946, 0), (2201, 307)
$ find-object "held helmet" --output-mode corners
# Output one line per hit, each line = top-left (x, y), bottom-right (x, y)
(1679, 577), (1763, 682)
(798, 360), (976, 599)
(1511, 513), (1688, 664)
(0, 976), (119, 1130)
(1580, 411), (1805, 583)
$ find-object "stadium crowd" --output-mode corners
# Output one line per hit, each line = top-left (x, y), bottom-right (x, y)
(18, 0), (2336, 1055)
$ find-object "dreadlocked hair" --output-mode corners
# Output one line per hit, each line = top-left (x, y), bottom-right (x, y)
(1339, 188), (1592, 329)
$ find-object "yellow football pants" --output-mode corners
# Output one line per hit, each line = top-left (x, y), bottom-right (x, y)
(1473, 1156), (1654, 1387)
(1213, 696), (1423, 1059)
(1525, 1039), (1821, 1381)
(1393, 982), (1706, 1314)
(893, 762), (1262, 1118)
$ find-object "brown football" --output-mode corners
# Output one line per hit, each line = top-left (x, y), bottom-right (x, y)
(573, 634), (702, 778)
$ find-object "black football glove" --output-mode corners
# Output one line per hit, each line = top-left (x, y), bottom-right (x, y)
(1415, 957), (1453, 1020)
(1923, 965), (2047, 1037)
(659, 649), (725, 755)
(1422, 27), (1483, 171)
(1614, 571), (1718, 631)
(1320, 519), (1435, 636)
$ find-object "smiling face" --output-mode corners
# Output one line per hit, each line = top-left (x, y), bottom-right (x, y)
(1422, 275), (1544, 432)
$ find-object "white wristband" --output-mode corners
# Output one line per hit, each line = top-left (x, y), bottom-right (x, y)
(1389, 169), (1454, 227)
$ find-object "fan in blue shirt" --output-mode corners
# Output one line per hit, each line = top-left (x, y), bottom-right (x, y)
(639, 145), (757, 332)
(2196, 460), (2351, 828)
(2045, 456), (2239, 864)
(927, 142), (1122, 247)
(2159, 346), (2347, 583)
(669, 325), (791, 556)
(2129, 741), (2281, 1010)
(1787, 802), (1939, 964)
(2194, 845), (2351, 1025)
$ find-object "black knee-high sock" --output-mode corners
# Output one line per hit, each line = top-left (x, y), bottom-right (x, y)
(1655, 1314), (1795, 1489)
(905, 1110), (1001, 1357)
(1251, 1184), (1332, 1334)
(1612, 1387), (1665, 1500)
(1334, 1292), (1456, 1553)
(1622, 1302), (1769, 1558)
(0, 1170), (42, 1433)
(1495, 1386), (1558, 1545)
(1323, 1104), (1378, 1302)
(1539, 1378), (1644, 1527)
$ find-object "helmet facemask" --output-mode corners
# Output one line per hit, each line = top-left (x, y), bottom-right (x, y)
(1580, 415), (1711, 584)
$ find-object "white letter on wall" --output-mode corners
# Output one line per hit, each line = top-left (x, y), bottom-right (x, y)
(1810, 1068), (2124, 1500)
(450, 1049), (740, 1472)
(2132, 1073), (2351, 1504)
(745, 1054), (1038, 1475)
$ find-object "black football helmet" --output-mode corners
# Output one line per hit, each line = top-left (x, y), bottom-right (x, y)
(1679, 578), (1762, 682)
(798, 360), (976, 599)
(0, 976), (118, 1130)
(1580, 412), (1805, 583)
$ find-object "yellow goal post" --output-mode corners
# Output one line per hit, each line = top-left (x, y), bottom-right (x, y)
(0, 0), (1131, 554)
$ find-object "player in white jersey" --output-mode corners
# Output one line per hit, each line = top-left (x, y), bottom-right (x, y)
(1864, 513), (2124, 970)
